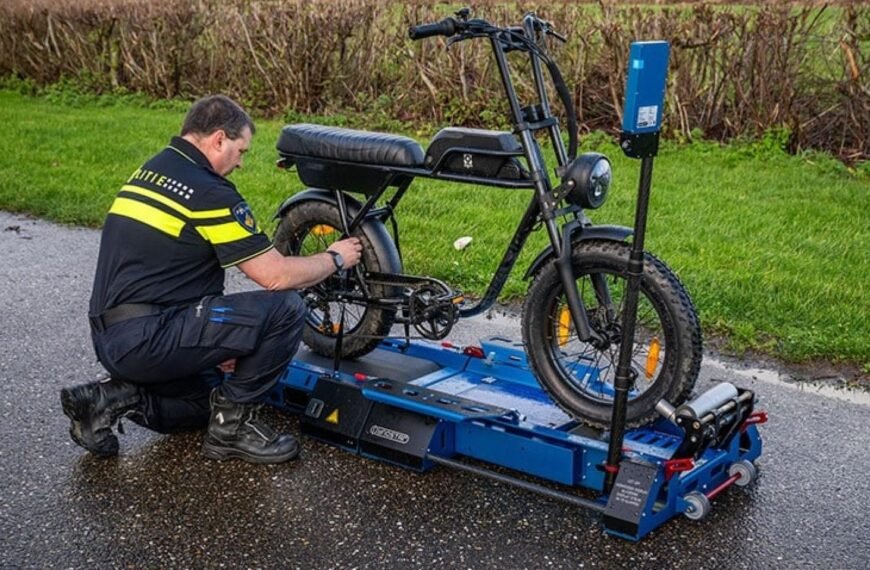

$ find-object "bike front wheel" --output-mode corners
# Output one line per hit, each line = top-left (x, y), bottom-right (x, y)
(522, 240), (702, 428)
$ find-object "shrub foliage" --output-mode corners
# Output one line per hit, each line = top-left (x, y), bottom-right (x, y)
(1, 0), (866, 161)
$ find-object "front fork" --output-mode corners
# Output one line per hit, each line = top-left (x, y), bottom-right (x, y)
(491, 28), (611, 349)
(547, 215), (610, 348)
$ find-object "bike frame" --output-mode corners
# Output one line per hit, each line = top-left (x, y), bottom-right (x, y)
(294, 15), (610, 345)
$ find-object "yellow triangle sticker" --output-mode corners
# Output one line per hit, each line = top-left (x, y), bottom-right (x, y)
(325, 409), (340, 425)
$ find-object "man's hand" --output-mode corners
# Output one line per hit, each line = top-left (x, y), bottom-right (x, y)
(238, 236), (365, 291)
(327, 237), (363, 269)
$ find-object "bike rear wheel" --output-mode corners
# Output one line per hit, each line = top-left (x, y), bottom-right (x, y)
(274, 199), (396, 358)
(522, 240), (702, 428)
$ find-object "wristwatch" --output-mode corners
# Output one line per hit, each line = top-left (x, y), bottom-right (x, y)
(327, 250), (344, 271)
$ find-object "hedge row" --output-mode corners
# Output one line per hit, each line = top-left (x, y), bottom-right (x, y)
(1, 0), (867, 161)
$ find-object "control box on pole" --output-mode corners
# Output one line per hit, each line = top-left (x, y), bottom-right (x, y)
(620, 41), (670, 159)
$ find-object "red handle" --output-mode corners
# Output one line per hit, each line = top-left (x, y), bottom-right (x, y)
(663, 457), (695, 481)
(741, 410), (769, 432)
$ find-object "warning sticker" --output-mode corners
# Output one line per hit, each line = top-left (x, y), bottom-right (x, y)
(325, 409), (340, 425)
(636, 105), (658, 129)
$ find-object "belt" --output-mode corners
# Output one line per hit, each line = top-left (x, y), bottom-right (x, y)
(90, 303), (164, 333)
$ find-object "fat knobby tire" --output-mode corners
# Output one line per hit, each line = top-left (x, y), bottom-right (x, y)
(521, 240), (702, 427)
(274, 200), (395, 359)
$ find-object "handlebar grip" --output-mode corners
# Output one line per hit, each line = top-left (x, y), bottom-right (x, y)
(409, 18), (457, 40)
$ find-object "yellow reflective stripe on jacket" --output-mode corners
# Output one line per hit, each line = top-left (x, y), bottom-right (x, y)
(195, 222), (254, 245)
(121, 185), (230, 219)
(109, 197), (185, 237)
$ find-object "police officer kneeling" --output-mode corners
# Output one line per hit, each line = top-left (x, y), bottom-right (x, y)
(60, 95), (363, 464)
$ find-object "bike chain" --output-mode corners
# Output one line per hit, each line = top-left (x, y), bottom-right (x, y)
(314, 271), (462, 341)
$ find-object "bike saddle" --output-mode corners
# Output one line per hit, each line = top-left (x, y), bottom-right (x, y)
(278, 124), (425, 167)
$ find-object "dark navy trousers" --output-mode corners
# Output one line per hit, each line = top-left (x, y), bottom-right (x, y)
(91, 290), (306, 433)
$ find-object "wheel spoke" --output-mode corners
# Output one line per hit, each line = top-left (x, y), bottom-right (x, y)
(293, 221), (373, 335)
(546, 267), (672, 404)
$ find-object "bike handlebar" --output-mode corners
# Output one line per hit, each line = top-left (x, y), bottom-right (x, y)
(408, 18), (458, 40)
(409, 12), (578, 161)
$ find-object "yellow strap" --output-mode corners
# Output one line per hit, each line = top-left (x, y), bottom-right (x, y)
(109, 197), (185, 237)
(195, 221), (255, 245)
(121, 185), (230, 220)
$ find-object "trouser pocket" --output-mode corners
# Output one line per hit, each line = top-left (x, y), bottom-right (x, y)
(179, 296), (262, 353)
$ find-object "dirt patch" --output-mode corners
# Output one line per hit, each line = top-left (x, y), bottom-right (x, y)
(703, 335), (869, 390)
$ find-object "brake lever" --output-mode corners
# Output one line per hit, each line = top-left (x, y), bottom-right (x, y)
(547, 28), (567, 43)
(446, 30), (479, 49)
(446, 33), (467, 49)
(540, 19), (567, 43)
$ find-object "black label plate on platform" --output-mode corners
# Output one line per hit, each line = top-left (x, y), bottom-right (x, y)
(602, 459), (659, 538)
(360, 403), (440, 471)
(301, 376), (373, 450)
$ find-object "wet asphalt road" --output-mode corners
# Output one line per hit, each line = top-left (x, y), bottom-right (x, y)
(1, 211), (868, 569)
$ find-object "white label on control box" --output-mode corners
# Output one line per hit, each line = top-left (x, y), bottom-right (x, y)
(636, 105), (658, 129)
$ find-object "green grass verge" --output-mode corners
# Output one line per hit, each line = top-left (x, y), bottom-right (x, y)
(2, 90), (867, 367)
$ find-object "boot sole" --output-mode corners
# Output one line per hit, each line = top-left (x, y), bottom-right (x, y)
(60, 387), (117, 458)
(201, 443), (300, 464)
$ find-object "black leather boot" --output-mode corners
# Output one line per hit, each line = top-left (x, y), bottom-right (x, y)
(60, 378), (144, 457)
(201, 391), (300, 464)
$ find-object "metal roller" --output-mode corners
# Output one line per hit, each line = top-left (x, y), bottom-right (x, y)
(655, 399), (677, 423)
(675, 383), (739, 419)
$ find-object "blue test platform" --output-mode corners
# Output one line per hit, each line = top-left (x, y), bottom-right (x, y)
(268, 337), (765, 540)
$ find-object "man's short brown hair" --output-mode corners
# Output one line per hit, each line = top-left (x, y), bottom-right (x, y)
(181, 95), (255, 139)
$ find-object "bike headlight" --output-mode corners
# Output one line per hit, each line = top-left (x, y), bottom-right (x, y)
(562, 153), (612, 209)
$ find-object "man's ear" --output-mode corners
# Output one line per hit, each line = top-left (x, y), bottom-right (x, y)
(212, 129), (227, 150)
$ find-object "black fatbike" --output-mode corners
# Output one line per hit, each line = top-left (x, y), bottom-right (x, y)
(273, 10), (702, 428)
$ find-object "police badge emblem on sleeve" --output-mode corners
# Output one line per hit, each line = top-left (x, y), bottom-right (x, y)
(232, 201), (258, 233)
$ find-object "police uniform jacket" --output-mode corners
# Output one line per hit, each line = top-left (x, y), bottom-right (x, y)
(90, 136), (272, 316)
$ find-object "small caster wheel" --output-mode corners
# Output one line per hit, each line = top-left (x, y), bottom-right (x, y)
(729, 460), (758, 487)
(683, 491), (711, 521)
